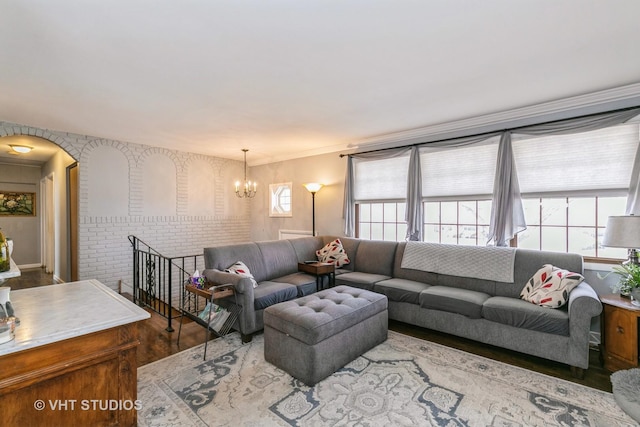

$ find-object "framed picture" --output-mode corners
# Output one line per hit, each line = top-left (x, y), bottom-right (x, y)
(269, 182), (292, 217)
(0, 192), (36, 216)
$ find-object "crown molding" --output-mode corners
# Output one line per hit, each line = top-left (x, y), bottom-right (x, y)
(352, 82), (640, 151)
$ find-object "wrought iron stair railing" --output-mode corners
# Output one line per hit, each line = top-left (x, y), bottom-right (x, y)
(128, 235), (204, 331)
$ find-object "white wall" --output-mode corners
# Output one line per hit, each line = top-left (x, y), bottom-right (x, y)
(41, 149), (76, 281)
(0, 122), (252, 291)
(249, 152), (347, 241)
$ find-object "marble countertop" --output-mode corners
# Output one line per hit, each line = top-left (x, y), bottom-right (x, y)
(0, 258), (20, 282)
(0, 279), (150, 357)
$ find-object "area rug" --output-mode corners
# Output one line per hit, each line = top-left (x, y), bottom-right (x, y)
(137, 331), (634, 426)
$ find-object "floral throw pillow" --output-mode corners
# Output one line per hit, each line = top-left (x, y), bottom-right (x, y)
(224, 261), (258, 288)
(316, 239), (350, 267)
(520, 264), (584, 308)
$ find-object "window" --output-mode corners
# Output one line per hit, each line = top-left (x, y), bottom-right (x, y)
(424, 200), (492, 245)
(353, 117), (639, 261)
(358, 202), (407, 242)
(269, 182), (292, 217)
(517, 196), (627, 259)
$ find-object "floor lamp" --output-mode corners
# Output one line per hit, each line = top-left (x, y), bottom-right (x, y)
(303, 183), (323, 236)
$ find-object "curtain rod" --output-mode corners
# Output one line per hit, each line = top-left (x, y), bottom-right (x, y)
(338, 104), (640, 158)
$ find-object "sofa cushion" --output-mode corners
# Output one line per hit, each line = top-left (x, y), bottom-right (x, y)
(253, 281), (298, 310)
(352, 240), (397, 276)
(256, 240), (299, 280)
(204, 243), (267, 282)
(334, 271), (391, 291)
(224, 261), (258, 288)
(324, 236), (361, 272)
(272, 272), (317, 297)
(419, 286), (490, 319)
(289, 236), (325, 262)
(316, 239), (351, 267)
(374, 278), (431, 304)
(482, 296), (569, 336)
(520, 264), (584, 308)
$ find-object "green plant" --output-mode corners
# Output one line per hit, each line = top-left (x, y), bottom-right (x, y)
(610, 263), (640, 295)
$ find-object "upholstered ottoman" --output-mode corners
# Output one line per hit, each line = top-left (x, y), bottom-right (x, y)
(263, 285), (388, 386)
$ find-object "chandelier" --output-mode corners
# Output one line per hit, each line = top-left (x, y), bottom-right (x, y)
(235, 149), (257, 198)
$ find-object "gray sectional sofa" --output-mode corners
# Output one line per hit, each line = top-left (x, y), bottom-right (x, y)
(203, 235), (602, 377)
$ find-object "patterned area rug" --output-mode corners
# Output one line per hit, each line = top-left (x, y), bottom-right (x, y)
(137, 331), (633, 426)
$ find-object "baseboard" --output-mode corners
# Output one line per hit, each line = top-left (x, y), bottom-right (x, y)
(16, 263), (42, 270)
(120, 279), (133, 295)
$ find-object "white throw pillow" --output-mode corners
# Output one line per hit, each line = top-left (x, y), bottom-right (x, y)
(520, 264), (584, 308)
(224, 261), (258, 288)
(316, 239), (350, 267)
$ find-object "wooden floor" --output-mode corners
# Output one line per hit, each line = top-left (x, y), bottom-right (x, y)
(4, 267), (613, 392)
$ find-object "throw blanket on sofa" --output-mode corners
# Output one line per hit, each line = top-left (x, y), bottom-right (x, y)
(401, 242), (516, 283)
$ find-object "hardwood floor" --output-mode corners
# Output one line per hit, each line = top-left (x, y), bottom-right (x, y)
(4, 267), (613, 392)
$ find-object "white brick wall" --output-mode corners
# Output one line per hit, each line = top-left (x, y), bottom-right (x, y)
(1, 121), (252, 292)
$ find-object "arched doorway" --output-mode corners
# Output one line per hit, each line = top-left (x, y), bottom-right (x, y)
(0, 135), (77, 283)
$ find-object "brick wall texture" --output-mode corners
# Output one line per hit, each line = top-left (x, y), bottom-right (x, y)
(0, 121), (251, 292)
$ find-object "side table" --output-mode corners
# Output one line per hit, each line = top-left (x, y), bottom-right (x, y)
(298, 262), (335, 291)
(178, 283), (240, 359)
(600, 294), (640, 372)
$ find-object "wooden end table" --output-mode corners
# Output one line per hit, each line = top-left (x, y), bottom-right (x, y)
(600, 293), (640, 372)
(298, 262), (335, 291)
(178, 283), (239, 359)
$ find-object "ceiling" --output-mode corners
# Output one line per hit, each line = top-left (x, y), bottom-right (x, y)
(1, 1), (640, 166)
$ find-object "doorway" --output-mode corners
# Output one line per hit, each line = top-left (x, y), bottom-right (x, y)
(67, 163), (78, 281)
(41, 173), (55, 275)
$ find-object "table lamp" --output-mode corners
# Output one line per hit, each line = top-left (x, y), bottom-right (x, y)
(602, 215), (640, 265)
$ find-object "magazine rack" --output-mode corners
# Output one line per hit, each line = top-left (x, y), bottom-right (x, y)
(177, 282), (241, 359)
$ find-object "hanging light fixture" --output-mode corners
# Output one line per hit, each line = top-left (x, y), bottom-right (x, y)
(235, 149), (257, 198)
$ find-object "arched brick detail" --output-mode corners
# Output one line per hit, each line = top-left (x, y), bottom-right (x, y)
(0, 122), (80, 161)
(137, 147), (182, 216)
(79, 139), (136, 216)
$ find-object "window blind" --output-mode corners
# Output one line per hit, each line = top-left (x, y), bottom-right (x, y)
(354, 155), (409, 201)
(513, 123), (639, 194)
(420, 138), (500, 198)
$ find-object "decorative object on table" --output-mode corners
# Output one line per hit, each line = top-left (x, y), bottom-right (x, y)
(234, 148), (257, 198)
(269, 182), (292, 217)
(303, 183), (323, 236)
(189, 270), (206, 289)
(0, 286), (18, 344)
(0, 315), (16, 344)
(0, 286), (18, 324)
(0, 191), (36, 216)
(0, 229), (9, 272)
(603, 215), (640, 299)
(609, 263), (640, 306)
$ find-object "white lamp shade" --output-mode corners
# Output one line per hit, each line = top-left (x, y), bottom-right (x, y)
(303, 183), (323, 193)
(603, 215), (640, 248)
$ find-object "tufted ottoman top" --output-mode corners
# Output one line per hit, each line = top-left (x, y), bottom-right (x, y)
(264, 285), (388, 345)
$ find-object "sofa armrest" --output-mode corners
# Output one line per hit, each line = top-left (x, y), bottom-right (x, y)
(202, 268), (257, 334)
(567, 281), (602, 320)
(566, 281), (602, 365)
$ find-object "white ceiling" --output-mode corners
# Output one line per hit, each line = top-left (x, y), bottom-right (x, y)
(1, 1), (640, 165)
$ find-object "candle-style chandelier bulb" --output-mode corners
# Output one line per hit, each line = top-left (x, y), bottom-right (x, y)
(235, 149), (257, 198)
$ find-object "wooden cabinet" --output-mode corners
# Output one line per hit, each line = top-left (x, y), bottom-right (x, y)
(0, 280), (149, 426)
(601, 294), (640, 372)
